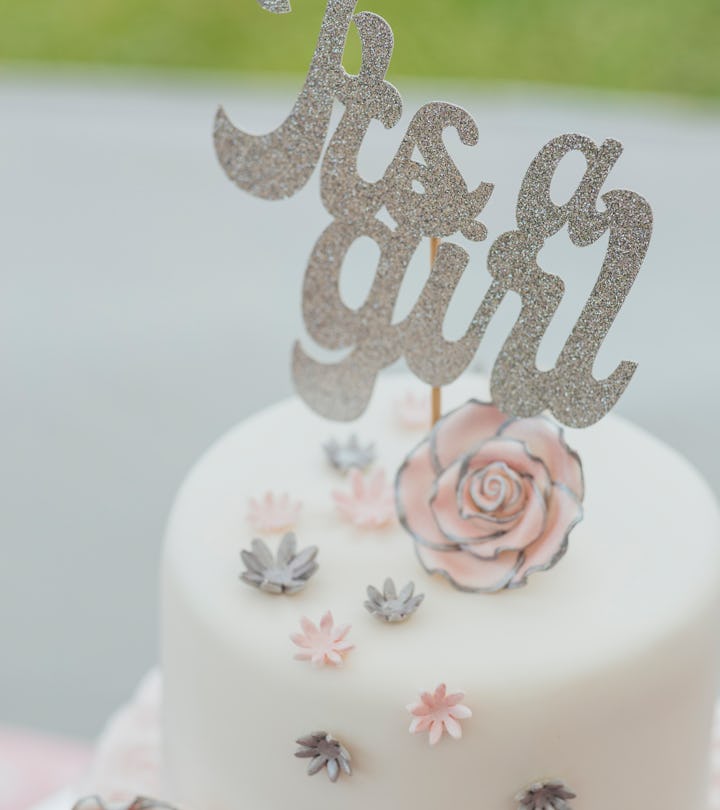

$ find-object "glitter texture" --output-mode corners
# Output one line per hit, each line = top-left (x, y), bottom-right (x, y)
(216, 2), (653, 429)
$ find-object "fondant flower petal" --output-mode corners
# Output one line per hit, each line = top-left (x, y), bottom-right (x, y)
(428, 720), (443, 745)
(415, 542), (522, 592)
(430, 400), (509, 472)
(409, 715), (432, 733)
(444, 716), (463, 739)
(509, 483), (583, 587)
(430, 441), (552, 546)
(396, 440), (458, 550)
(463, 479), (547, 560)
(499, 418), (584, 500)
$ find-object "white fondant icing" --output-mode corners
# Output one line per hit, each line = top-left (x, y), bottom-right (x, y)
(161, 374), (720, 810)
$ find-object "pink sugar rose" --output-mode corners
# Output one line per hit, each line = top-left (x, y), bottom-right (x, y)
(395, 400), (584, 592)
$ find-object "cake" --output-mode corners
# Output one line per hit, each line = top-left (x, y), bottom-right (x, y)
(161, 373), (720, 810)
(145, 1), (720, 807)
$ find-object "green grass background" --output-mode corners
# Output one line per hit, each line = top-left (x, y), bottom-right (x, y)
(1, 0), (719, 97)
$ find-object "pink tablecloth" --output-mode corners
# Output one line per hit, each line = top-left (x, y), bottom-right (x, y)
(0, 728), (92, 810)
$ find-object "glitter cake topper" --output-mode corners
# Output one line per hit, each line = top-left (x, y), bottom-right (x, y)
(216, 0), (652, 428)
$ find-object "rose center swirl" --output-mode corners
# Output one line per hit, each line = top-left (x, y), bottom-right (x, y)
(466, 462), (525, 519)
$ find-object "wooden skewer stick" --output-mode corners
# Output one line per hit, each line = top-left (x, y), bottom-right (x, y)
(430, 236), (442, 426)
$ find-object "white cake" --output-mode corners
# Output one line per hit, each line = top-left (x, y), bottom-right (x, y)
(161, 374), (720, 810)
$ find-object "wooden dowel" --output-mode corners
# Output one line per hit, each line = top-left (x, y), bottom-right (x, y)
(431, 385), (442, 426)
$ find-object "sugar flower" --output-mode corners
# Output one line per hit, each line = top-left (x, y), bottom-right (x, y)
(365, 578), (424, 623)
(295, 732), (352, 782)
(407, 683), (471, 745)
(396, 390), (430, 430)
(515, 780), (577, 810)
(246, 492), (302, 532)
(291, 611), (354, 667)
(396, 399), (584, 592)
(323, 435), (376, 474)
(332, 468), (395, 528)
(73, 800), (176, 810)
(240, 533), (318, 594)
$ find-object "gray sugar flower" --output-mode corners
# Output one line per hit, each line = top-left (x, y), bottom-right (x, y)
(240, 533), (318, 594)
(323, 435), (375, 474)
(73, 799), (177, 810)
(295, 731), (352, 782)
(365, 578), (424, 622)
(515, 780), (577, 810)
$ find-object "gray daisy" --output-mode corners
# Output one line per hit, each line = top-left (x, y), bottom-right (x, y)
(295, 732), (352, 782)
(515, 780), (577, 810)
(240, 533), (318, 594)
(72, 799), (177, 810)
(365, 578), (424, 622)
(323, 435), (375, 474)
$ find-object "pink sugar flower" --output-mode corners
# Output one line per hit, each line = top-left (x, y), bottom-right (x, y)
(407, 683), (472, 745)
(332, 468), (395, 529)
(291, 611), (354, 667)
(247, 492), (302, 532)
(396, 390), (431, 430)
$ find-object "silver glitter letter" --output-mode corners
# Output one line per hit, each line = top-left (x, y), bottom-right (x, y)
(487, 134), (653, 427)
(216, 5), (651, 429)
(214, 0), (357, 199)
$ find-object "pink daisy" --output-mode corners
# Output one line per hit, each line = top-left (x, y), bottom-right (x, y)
(247, 492), (302, 532)
(331, 468), (395, 529)
(407, 683), (472, 745)
(396, 390), (431, 430)
(291, 611), (354, 668)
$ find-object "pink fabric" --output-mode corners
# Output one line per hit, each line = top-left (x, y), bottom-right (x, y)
(79, 671), (163, 802)
(0, 728), (91, 810)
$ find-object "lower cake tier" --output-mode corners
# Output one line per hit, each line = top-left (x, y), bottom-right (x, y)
(161, 374), (720, 810)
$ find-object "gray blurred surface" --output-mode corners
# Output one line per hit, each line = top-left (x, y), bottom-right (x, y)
(1, 68), (719, 738)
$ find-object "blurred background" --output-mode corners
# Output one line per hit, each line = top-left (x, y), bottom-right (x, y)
(1, 0), (719, 803)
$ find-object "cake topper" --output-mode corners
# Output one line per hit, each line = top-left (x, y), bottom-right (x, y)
(215, 0), (652, 429)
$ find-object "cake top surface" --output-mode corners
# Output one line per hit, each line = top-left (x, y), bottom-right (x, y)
(164, 373), (720, 699)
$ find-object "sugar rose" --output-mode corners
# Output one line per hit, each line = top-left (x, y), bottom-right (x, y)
(395, 400), (584, 592)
